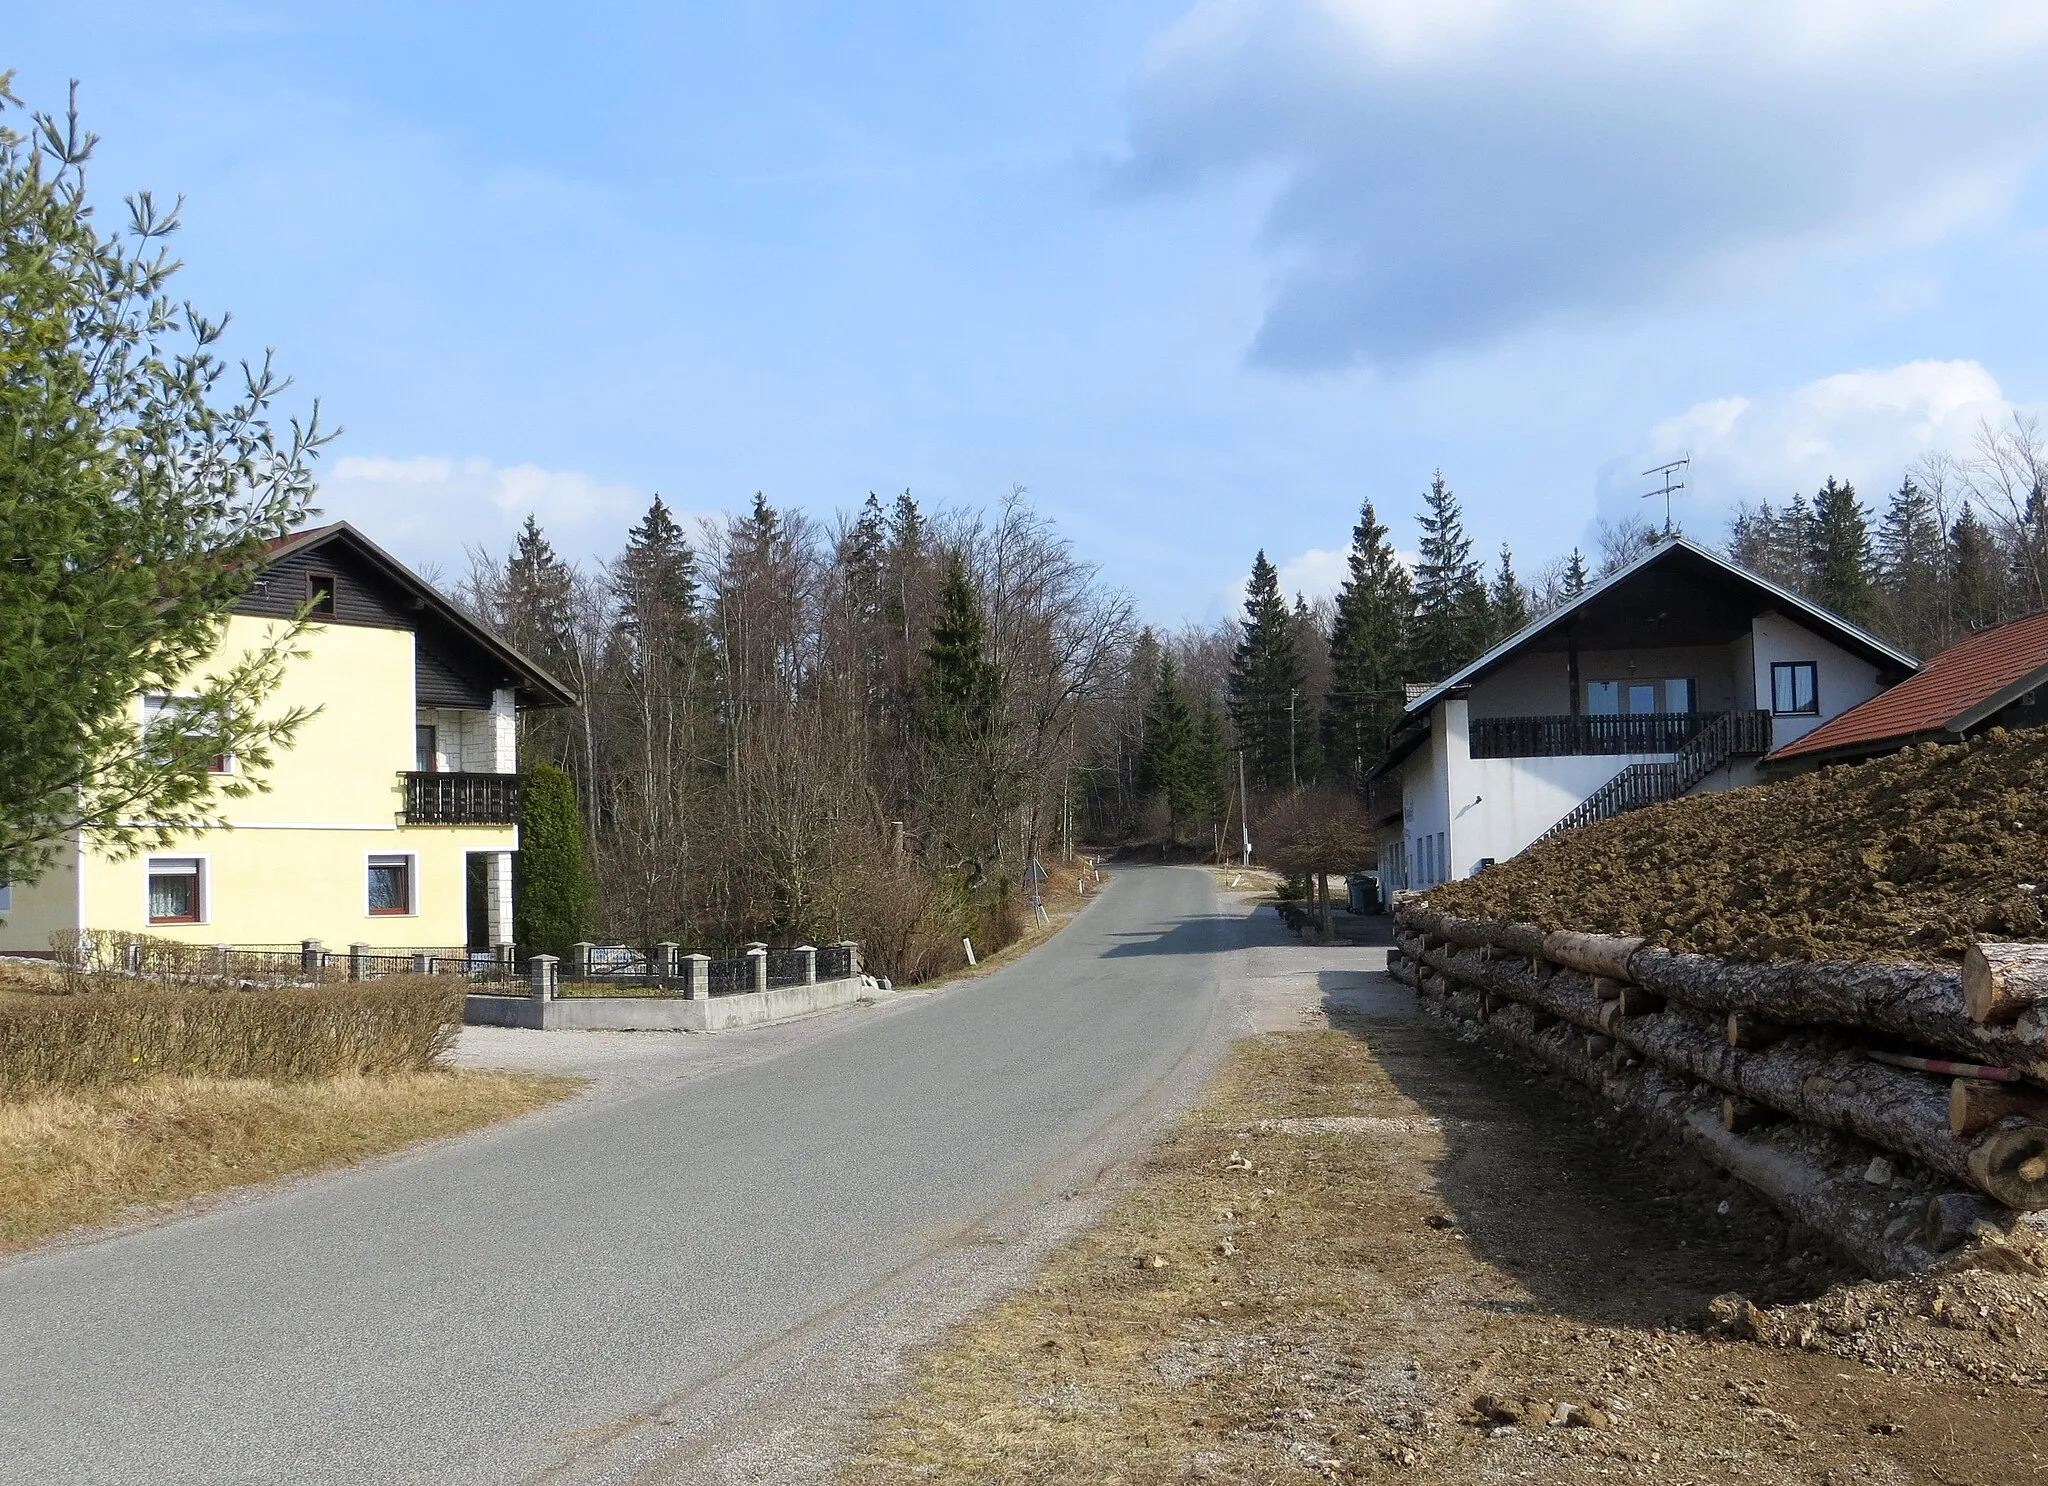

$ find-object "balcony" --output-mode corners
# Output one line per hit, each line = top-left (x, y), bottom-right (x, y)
(1468, 710), (1771, 760)
(402, 771), (521, 825)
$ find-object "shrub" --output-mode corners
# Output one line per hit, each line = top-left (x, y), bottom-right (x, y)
(0, 978), (463, 1096)
(516, 762), (596, 959)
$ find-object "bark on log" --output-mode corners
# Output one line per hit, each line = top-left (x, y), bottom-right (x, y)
(1951, 1078), (2048, 1136)
(1402, 904), (1546, 959)
(1963, 942), (2048, 1025)
(1594, 976), (1627, 1001)
(1624, 949), (2048, 1083)
(1390, 903), (2048, 1081)
(1924, 1191), (2005, 1253)
(1446, 998), (1944, 1276)
(1543, 931), (1644, 981)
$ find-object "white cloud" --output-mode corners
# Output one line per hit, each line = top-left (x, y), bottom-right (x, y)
(1278, 546), (1349, 602)
(1125, 0), (2048, 366)
(1598, 359), (2030, 528)
(315, 454), (675, 573)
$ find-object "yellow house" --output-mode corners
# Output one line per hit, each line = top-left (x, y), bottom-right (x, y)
(0, 523), (574, 957)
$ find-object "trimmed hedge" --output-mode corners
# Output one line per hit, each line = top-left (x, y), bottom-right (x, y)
(0, 978), (464, 1096)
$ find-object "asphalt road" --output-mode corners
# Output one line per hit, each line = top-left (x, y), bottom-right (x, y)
(0, 865), (1242, 1485)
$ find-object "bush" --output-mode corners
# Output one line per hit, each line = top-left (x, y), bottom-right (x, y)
(0, 978), (463, 1096)
(517, 762), (596, 958)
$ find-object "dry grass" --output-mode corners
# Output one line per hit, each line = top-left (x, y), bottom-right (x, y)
(0, 976), (464, 1095)
(912, 859), (1107, 990)
(0, 1070), (578, 1252)
(844, 1021), (2048, 1484)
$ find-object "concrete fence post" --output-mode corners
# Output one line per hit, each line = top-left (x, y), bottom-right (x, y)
(411, 952), (433, 976)
(530, 954), (559, 1002)
(795, 945), (817, 985)
(746, 942), (768, 993)
(570, 942), (595, 981)
(837, 940), (861, 979)
(655, 941), (680, 982)
(300, 939), (324, 975)
(348, 942), (370, 982)
(682, 953), (710, 1000)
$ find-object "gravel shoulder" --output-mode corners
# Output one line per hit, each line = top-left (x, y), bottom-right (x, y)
(843, 935), (2048, 1484)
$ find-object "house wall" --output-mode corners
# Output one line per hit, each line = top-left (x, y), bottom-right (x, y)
(0, 835), (83, 953)
(0, 614), (518, 955)
(1453, 752), (1676, 873)
(1750, 612), (1891, 750)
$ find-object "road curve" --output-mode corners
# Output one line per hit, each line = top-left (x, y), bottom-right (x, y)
(0, 865), (1238, 1485)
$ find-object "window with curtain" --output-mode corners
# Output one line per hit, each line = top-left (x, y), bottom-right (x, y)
(368, 855), (413, 916)
(147, 858), (203, 923)
(1771, 662), (1818, 715)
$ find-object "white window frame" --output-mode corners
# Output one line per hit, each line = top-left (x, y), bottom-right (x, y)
(366, 852), (419, 918)
(142, 692), (237, 775)
(145, 854), (209, 926)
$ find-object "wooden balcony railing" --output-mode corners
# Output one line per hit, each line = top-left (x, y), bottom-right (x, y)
(402, 771), (521, 825)
(1468, 710), (1771, 760)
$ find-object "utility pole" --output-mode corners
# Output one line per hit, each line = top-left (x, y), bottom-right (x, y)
(1288, 689), (1299, 790)
(1237, 750), (1252, 865)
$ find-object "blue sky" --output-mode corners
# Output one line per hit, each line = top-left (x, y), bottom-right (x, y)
(16, 1), (2048, 622)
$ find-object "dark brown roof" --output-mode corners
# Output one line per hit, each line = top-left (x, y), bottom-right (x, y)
(1768, 609), (2048, 763)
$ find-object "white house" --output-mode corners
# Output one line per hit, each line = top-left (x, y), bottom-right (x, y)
(1368, 537), (1918, 890)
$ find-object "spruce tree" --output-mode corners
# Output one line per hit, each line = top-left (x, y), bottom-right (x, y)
(1138, 657), (1198, 837)
(919, 555), (1003, 749)
(1227, 552), (1306, 793)
(1808, 477), (1874, 622)
(505, 515), (578, 677)
(516, 762), (595, 957)
(1408, 472), (1487, 683)
(1323, 501), (1413, 784)
(1951, 509), (2005, 633)
(1192, 701), (1230, 829)
(1875, 477), (1943, 651)
(1489, 544), (1530, 640)
(612, 496), (699, 665)
(1291, 595), (1326, 784)
(1564, 549), (1589, 597)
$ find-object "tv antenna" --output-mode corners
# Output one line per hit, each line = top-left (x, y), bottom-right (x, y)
(1641, 454), (1689, 535)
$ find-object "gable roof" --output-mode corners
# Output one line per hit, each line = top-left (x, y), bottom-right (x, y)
(1371, 536), (1917, 778)
(1767, 609), (2048, 765)
(257, 522), (576, 708)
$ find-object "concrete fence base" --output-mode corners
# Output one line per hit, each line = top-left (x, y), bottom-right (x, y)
(462, 973), (884, 1032)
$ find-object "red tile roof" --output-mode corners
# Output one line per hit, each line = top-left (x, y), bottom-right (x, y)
(1769, 609), (2048, 762)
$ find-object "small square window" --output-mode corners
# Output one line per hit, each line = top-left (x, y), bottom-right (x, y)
(1586, 681), (1620, 715)
(1771, 661), (1819, 716)
(148, 858), (204, 924)
(307, 573), (336, 617)
(368, 855), (413, 916)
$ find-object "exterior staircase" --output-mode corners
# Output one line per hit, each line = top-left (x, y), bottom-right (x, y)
(1535, 709), (1771, 843)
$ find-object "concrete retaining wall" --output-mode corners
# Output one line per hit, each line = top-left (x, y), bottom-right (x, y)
(463, 973), (882, 1032)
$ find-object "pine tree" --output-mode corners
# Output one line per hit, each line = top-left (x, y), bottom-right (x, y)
(1192, 701), (1230, 830)
(1875, 477), (1943, 651)
(920, 555), (1004, 750)
(1808, 477), (1874, 622)
(1291, 595), (1326, 784)
(1952, 509), (2006, 633)
(1489, 544), (1530, 640)
(1323, 501), (1413, 784)
(1138, 657), (1198, 837)
(1227, 552), (1306, 793)
(612, 496), (699, 664)
(505, 514), (577, 676)
(516, 762), (595, 957)
(1408, 471), (1487, 683)
(1564, 549), (1589, 597)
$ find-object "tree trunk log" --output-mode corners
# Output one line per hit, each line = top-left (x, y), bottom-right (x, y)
(1410, 932), (2048, 1210)
(1951, 1077), (2048, 1136)
(1726, 1012), (1790, 1049)
(1443, 998), (1945, 1276)
(1963, 942), (2048, 1024)
(1543, 930), (1644, 981)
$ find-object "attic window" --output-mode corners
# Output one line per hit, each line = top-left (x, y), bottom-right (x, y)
(307, 573), (336, 616)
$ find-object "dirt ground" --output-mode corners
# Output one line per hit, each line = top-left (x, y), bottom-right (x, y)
(1427, 726), (2048, 963)
(844, 987), (2048, 1484)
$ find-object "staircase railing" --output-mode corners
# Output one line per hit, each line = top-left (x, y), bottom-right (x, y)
(1535, 709), (1771, 842)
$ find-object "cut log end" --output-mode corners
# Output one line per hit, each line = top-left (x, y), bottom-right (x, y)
(1966, 1124), (2048, 1211)
(1963, 941), (2048, 1025)
(1950, 1077), (2048, 1137)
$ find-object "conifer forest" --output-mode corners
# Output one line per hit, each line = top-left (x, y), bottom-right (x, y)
(461, 416), (2048, 973)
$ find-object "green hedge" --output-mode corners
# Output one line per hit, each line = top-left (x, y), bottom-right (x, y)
(0, 978), (465, 1096)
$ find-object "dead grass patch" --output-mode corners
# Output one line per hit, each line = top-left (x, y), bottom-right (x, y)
(844, 1021), (2048, 1484)
(0, 1070), (578, 1252)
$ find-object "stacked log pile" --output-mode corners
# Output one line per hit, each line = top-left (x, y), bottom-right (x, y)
(1389, 899), (2048, 1278)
